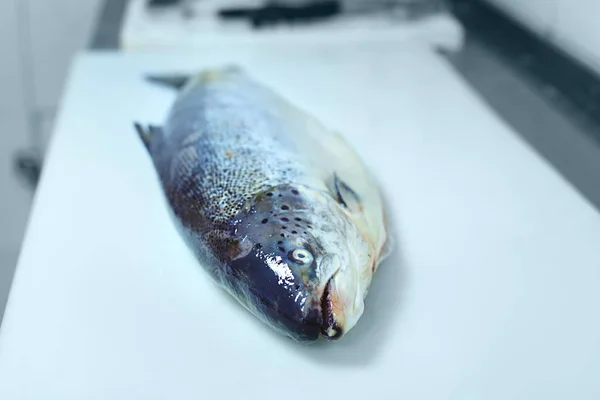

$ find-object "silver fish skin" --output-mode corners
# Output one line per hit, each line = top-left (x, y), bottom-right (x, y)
(136, 67), (389, 342)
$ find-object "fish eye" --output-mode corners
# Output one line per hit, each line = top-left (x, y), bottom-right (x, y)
(289, 249), (313, 265)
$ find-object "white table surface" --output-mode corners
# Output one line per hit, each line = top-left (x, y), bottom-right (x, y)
(1, 41), (600, 399)
(121, 0), (464, 53)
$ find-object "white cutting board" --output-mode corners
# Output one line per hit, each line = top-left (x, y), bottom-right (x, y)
(1, 42), (599, 399)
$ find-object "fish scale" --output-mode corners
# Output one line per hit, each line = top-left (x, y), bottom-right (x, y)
(136, 67), (389, 342)
(162, 92), (304, 227)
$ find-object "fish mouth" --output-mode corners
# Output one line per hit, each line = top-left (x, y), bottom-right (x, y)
(320, 274), (343, 340)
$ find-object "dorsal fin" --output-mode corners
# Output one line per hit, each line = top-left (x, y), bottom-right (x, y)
(134, 122), (163, 152)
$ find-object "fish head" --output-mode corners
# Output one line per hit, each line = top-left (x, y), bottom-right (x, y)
(226, 184), (374, 342)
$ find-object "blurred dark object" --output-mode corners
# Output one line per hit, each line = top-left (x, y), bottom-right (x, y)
(219, 1), (341, 28)
(13, 149), (42, 190)
(147, 0), (181, 6)
(218, 0), (445, 28)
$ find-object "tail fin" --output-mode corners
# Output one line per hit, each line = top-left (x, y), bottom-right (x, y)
(145, 65), (244, 90)
(145, 74), (190, 91)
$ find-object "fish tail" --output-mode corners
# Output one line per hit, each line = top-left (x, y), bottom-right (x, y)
(198, 65), (243, 83)
(145, 74), (190, 91)
(145, 65), (243, 91)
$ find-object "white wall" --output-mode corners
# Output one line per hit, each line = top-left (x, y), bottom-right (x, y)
(0, 0), (101, 322)
(484, 0), (600, 75)
(27, 0), (103, 144)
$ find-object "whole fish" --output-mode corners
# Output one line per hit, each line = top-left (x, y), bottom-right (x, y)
(135, 67), (390, 342)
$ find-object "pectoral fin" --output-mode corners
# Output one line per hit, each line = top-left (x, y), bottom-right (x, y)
(329, 173), (362, 215)
(319, 132), (389, 258)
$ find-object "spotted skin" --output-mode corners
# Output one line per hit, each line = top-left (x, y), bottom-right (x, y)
(137, 67), (389, 342)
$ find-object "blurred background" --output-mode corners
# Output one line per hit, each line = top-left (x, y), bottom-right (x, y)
(0, 0), (102, 321)
(0, 0), (599, 323)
